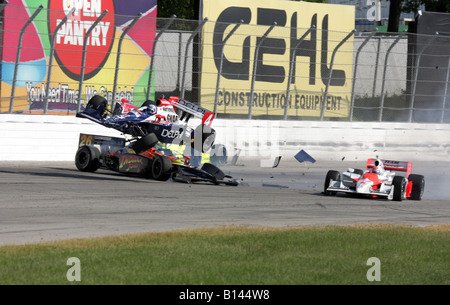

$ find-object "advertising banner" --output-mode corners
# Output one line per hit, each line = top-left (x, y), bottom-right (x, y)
(1, 0), (157, 114)
(201, 0), (355, 118)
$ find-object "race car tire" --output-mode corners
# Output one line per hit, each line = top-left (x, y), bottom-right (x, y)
(86, 95), (108, 117)
(75, 145), (100, 172)
(192, 124), (216, 153)
(324, 170), (340, 196)
(408, 174), (425, 200)
(141, 100), (155, 107)
(151, 155), (172, 181)
(210, 144), (227, 167)
(132, 133), (159, 154)
(392, 176), (407, 201)
(353, 169), (364, 175)
(201, 162), (225, 182)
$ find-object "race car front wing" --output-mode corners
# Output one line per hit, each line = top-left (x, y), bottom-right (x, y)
(326, 179), (394, 200)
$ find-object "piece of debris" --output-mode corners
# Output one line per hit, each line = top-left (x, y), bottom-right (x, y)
(229, 148), (242, 166)
(272, 156), (282, 168)
(294, 150), (316, 163)
(260, 156), (282, 168)
(262, 183), (289, 189)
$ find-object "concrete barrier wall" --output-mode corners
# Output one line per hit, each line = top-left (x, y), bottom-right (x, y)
(1, 114), (449, 162)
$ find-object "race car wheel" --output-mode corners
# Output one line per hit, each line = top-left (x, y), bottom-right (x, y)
(353, 169), (364, 175)
(192, 124), (216, 153)
(86, 95), (108, 117)
(392, 176), (407, 201)
(132, 133), (159, 154)
(75, 145), (100, 172)
(408, 174), (425, 200)
(141, 100), (155, 107)
(324, 170), (340, 196)
(210, 144), (227, 167)
(151, 155), (172, 181)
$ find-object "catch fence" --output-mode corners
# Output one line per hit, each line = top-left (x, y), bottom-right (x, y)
(1, 3), (449, 123)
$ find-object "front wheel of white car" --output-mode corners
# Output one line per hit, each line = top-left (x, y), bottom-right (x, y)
(324, 170), (340, 196)
(392, 176), (407, 201)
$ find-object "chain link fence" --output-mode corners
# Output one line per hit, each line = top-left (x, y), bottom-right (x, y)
(1, 4), (449, 123)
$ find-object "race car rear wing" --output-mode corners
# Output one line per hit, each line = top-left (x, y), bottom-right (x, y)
(366, 158), (412, 177)
(165, 96), (215, 126)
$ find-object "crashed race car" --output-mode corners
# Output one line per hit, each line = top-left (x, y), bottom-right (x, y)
(76, 95), (217, 154)
(74, 95), (235, 185)
(324, 158), (425, 201)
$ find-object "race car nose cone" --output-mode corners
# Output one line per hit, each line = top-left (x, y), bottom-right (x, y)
(356, 179), (373, 193)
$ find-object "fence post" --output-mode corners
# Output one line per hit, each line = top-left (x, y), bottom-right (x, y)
(77, 9), (108, 112)
(112, 12), (142, 112)
(441, 56), (450, 123)
(181, 17), (208, 99)
(378, 33), (403, 122)
(409, 32), (439, 122)
(213, 20), (241, 115)
(9, 5), (44, 113)
(350, 31), (376, 121)
(372, 36), (381, 98)
(43, 7), (75, 114)
(284, 26), (315, 120)
(146, 15), (176, 101)
(320, 29), (355, 121)
(248, 23), (276, 120)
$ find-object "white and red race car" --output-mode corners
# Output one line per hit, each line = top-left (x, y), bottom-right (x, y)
(324, 158), (425, 201)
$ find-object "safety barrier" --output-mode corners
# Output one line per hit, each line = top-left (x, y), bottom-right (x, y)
(1, 114), (449, 162)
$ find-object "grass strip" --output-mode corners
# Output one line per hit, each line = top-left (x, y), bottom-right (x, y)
(0, 224), (448, 285)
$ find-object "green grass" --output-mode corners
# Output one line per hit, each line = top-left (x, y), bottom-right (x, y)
(0, 225), (448, 285)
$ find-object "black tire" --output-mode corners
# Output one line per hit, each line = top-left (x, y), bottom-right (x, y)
(392, 176), (407, 201)
(408, 174), (425, 200)
(353, 169), (364, 175)
(141, 100), (155, 107)
(201, 162), (225, 181)
(132, 133), (159, 154)
(210, 144), (227, 167)
(192, 124), (216, 153)
(324, 170), (340, 196)
(151, 155), (172, 181)
(75, 146), (100, 172)
(86, 95), (108, 117)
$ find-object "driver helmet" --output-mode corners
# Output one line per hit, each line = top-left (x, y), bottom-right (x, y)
(372, 160), (384, 174)
(141, 104), (157, 115)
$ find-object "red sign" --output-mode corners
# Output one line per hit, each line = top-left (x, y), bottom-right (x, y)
(48, 0), (116, 80)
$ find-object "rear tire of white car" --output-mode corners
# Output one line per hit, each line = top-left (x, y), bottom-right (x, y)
(151, 155), (172, 181)
(408, 174), (425, 200)
(324, 170), (340, 196)
(392, 176), (407, 201)
(75, 145), (100, 172)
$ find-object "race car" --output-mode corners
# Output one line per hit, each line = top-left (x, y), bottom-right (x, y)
(76, 95), (217, 155)
(75, 133), (238, 185)
(324, 158), (425, 201)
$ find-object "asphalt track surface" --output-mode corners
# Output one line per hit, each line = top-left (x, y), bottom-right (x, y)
(0, 158), (449, 245)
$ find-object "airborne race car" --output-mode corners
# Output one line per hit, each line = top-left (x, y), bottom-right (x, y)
(74, 95), (235, 185)
(324, 158), (425, 201)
